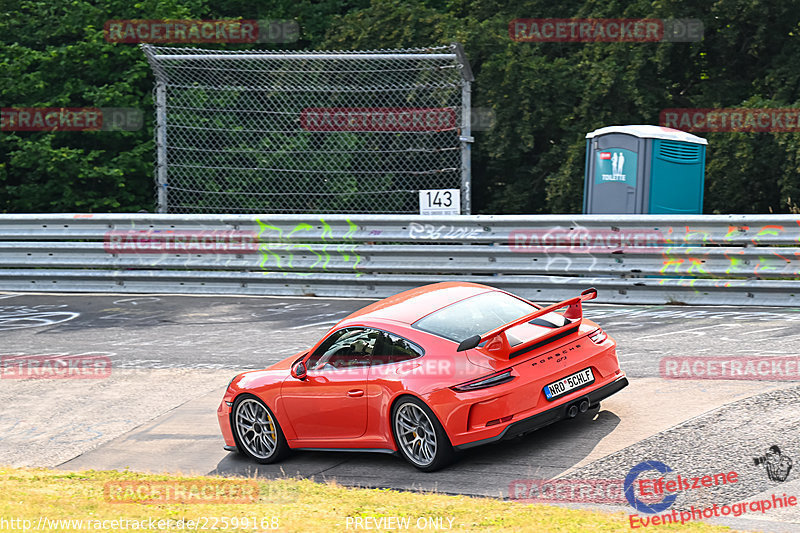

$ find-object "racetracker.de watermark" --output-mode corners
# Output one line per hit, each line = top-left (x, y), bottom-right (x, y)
(104, 480), (259, 504)
(660, 108), (800, 132)
(1, 354), (111, 379)
(509, 18), (703, 42)
(104, 230), (260, 254)
(104, 19), (299, 43)
(303, 358), (490, 380)
(1, 516), (280, 531)
(508, 478), (626, 504)
(509, 228), (665, 253)
(299, 107), (496, 132)
(660, 356), (800, 381)
(1, 108), (143, 131)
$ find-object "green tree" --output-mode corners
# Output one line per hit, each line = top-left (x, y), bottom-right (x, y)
(2, 0), (800, 214)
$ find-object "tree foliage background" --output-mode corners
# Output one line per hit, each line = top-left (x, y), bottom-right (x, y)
(2, 0), (799, 214)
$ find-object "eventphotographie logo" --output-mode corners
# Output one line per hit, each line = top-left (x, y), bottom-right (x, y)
(752, 445), (793, 482)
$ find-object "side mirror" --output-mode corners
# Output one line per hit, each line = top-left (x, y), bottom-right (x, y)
(580, 287), (598, 301)
(291, 361), (307, 380)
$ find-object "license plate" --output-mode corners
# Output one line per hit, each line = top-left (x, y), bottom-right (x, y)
(543, 368), (595, 401)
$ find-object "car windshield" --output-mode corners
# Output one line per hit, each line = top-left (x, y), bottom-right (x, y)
(413, 291), (538, 342)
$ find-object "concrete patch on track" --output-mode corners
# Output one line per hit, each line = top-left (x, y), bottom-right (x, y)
(0, 369), (236, 467)
(61, 383), (232, 474)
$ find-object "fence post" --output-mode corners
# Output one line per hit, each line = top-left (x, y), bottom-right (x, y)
(455, 43), (474, 215)
(155, 83), (168, 214)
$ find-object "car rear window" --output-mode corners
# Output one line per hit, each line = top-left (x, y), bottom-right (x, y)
(412, 291), (538, 342)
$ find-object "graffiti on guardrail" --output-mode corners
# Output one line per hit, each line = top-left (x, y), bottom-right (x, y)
(408, 222), (484, 240)
(254, 217), (361, 276)
(658, 221), (800, 280)
(102, 219), (363, 275)
(504, 221), (800, 280)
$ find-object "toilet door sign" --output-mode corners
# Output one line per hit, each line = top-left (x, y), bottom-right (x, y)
(596, 148), (637, 187)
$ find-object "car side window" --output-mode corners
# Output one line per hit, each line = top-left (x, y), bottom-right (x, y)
(306, 328), (378, 371)
(372, 331), (424, 366)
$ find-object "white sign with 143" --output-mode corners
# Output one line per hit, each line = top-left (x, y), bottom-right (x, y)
(419, 189), (461, 215)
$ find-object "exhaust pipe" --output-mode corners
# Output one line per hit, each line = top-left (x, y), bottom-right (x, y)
(566, 398), (591, 418)
(579, 399), (590, 413)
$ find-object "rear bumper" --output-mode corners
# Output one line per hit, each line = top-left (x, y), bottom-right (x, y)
(454, 375), (629, 451)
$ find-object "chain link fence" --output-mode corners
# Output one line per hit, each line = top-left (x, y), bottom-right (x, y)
(141, 44), (473, 214)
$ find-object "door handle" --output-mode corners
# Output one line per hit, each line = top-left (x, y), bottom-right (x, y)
(347, 389), (364, 397)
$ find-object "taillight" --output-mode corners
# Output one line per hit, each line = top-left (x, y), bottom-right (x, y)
(451, 370), (515, 392)
(588, 328), (608, 344)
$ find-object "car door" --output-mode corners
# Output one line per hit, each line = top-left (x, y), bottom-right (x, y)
(280, 327), (378, 440)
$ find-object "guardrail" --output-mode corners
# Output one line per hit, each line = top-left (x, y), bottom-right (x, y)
(0, 213), (798, 305)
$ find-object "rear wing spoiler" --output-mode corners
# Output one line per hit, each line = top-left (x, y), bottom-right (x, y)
(456, 288), (598, 357)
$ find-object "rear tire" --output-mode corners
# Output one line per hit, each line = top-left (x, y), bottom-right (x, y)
(391, 396), (454, 472)
(231, 395), (290, 464)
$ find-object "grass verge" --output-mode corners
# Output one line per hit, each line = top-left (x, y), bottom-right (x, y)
(0, 466), (737, 532)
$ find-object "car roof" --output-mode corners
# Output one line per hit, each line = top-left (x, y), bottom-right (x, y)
(342, 282), (496, 325)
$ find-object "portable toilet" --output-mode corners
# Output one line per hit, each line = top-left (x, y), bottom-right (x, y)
(583, 125), (707, 214)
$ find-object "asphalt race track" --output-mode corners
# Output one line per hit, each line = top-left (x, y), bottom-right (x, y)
(2, 292), (800, 532)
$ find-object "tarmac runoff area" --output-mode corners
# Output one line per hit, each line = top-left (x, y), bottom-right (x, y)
(1, 292), (800, 531)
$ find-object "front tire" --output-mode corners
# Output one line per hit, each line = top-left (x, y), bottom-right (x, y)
(231, 395), (289, 464)
(392, 397), (454, 472)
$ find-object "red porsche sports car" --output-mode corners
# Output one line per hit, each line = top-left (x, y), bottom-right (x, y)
(218, 282), (627, 471)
